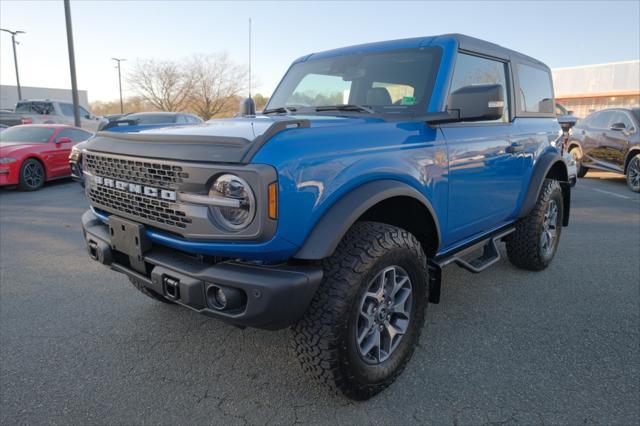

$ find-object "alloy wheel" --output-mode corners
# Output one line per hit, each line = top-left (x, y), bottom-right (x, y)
(628, 157), (640, 191)
(23, 162), (44, 189)
(356, 266), (413, 364)
(540, 199), (558, 257)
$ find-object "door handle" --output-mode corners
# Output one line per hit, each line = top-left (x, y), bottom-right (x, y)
(506, 142), (524, 154)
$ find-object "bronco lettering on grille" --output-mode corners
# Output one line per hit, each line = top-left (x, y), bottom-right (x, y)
(94, 175), (176, 201)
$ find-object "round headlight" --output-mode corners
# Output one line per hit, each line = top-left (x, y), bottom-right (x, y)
(209, 174), (255, 231)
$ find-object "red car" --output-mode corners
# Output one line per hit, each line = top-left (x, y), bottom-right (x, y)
(0, 124), (93, 191)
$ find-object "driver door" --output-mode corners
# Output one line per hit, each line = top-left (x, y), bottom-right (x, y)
(442, 53), (524, 243)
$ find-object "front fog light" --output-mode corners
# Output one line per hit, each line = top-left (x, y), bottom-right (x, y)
(209, 174), (255, 231)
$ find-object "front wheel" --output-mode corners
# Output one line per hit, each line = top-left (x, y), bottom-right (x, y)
(506, 179), (564, 271)
(18, 159), (45, 191)
(292, 222), (428, 400)
(626, 154), (640, 193)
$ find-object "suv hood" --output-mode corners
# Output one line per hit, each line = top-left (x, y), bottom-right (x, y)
(85, 115), (372, 163)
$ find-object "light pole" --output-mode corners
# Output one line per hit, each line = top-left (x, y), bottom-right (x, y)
(63, 0), (81, 127)
(111, 58), (126, 114)
(0, 28), (26, 100)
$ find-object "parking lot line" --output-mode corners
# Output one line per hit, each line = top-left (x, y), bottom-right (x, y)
(589, 187), (632, 200)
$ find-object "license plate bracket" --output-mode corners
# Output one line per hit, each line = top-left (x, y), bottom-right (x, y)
(109, 216), (151, 260)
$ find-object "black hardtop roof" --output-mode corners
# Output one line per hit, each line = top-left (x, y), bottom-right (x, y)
(438, 33), (549, 69)
(303, 33), (549, 70)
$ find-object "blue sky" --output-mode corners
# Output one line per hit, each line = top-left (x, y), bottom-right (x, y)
(1, 0), (639, 103)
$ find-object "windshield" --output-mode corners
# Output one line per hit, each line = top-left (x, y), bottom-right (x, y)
(267, 48), (441, 115)
(0, 127), (56, 143)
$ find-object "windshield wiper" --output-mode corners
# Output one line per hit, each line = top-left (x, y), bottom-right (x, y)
(315, 104), (375, 114)
(263, 106), (297, 115)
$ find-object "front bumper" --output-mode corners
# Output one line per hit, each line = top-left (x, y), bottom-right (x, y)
(0, 165), (18, 186)
(69, 160), (83, 183)
(82, 210), (322, 329)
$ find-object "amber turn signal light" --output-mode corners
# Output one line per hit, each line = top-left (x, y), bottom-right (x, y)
(268, 182), (278, 220)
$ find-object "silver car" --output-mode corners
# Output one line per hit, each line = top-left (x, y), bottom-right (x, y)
(15, 100), (107, 132)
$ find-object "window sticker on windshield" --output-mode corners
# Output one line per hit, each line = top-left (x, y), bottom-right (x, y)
(401, 96), (415, 105)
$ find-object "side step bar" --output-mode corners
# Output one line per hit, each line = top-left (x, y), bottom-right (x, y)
(427, 227), (515, 304)
(441, 228), (515, 273)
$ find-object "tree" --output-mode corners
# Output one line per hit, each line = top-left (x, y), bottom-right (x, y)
(253, 93), (269, 111)
(187, 53), (248, 119)
(127, 59), (193, 111)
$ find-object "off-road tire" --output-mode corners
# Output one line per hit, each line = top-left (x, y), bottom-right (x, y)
(506, 179), (563, 271)
(292, 221), (428, 400)
(127, 276), (175, 304)
(17, 158), (45, 191)
(569, 146), (588, 178)
(625, 154), (640, 193)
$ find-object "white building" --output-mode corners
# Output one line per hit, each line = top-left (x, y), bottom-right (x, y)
(552, 60), (640, 118)
(0, 85), (90, 110)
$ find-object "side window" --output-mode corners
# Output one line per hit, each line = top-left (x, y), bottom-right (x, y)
(16, 102), (54, 114)
(15, 102), (34, 113)
(60, 103), (75, 117)
(516, 64), (554, 114)
(591, 111), (611, 129)
(448, 53), (510, 122)
(79, 106), (91, 118)
(610, 111), (635, 130)
(176, 114), (189, 123)
(189, 115), (202, 123)
(57, 129), (92, 142)
(56, 129), (73, 142)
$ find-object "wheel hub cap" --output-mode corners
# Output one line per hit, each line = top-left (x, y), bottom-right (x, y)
(356, 266), (413, 364)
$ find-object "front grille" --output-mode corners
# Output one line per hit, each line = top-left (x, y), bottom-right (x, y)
(84, 152), (194, 231)
(84, 152), (189, 189)
(89, 185), (192, 229)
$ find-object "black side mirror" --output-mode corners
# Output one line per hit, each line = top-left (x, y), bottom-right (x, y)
(449, 84), (505, 122)
(610, 122), (626, 131)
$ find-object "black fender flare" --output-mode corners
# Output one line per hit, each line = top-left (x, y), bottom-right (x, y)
(294, 180), (441, 260)
(518, 151), (570, 225)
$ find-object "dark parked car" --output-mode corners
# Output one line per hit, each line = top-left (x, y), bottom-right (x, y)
(102, 112), (203, 133)
(566, 107), (640, 192)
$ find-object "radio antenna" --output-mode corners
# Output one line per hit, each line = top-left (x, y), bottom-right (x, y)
(248, 18), (252, 100)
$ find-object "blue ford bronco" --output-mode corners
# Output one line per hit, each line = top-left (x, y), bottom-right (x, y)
(81, 34), (571, 400)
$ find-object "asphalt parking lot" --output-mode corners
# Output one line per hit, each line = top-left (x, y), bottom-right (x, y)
(1, 172), (638, 425)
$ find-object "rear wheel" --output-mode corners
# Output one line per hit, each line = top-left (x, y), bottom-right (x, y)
(18, 159), (45, 191)
(626, 154), (640, 193)
(292, 222), (428, 400)
(506, 179), (564, 271)
(569, 146), (588, 178)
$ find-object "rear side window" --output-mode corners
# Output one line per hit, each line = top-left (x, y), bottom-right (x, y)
(448, 53), (510, 122)
(609, 111), (635, 130)
(15, 102), (55, 115)
(517, 64), (554, 114)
